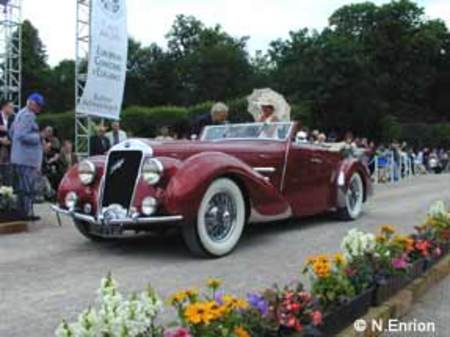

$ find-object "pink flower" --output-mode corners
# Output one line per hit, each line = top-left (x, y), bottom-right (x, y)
(392, 254), (408, 270)
(311, 310), (323, 326)
(434, 247), (442, 257)
(164, 328), (192, 337)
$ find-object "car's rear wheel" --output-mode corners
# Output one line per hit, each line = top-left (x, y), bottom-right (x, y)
(182, 178), (246, 257)
(338, 173), (364, 220)
(74, 220), (108, 242)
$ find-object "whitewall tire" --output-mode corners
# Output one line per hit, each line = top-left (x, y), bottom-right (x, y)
(338, 173), (364, 220)
(182, 178), (246, 257)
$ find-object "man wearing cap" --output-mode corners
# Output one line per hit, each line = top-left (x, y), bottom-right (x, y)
(9, 93), (44, 217)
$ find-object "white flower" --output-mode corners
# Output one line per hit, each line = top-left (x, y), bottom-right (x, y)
(0, 186), (14, 198)
(56, 276), (162, 337)
(341, 228), (376, 260)
(428, 200), (449, 219)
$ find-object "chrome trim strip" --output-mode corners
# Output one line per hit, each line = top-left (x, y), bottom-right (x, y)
(51, 205), (183, 225)
(280, 139), (291, 192)
(253, 167), (276, 173)
(248, 206), (292, 224)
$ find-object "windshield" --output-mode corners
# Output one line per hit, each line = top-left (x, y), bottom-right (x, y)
(201, 122), (293, 141)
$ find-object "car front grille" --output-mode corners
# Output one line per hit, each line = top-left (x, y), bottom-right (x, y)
(102, 150), (143, 210)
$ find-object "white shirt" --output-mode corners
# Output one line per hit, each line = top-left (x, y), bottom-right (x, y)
(1, 110), (9, 129)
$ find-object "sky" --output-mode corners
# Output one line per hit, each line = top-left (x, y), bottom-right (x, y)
(22, 0), (450, 66)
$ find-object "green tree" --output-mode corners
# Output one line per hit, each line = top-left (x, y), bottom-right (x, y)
(166, 15), (254, 105)
(47, 60), (75, 112)
(20, 20), (51, 105)
(124, 38), (178, 106)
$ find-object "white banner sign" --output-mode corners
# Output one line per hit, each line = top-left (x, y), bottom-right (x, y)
(78, 0), (128, 120)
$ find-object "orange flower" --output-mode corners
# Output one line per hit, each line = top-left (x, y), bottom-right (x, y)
(234, 326), (251, 337)
(380, 224), (396, 235)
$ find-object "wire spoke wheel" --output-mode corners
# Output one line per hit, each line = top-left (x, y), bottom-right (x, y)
(182, 178), (246, 257)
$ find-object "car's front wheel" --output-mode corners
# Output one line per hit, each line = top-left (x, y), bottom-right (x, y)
(182, 178), (246, 257)
(338, 173), (364, 220)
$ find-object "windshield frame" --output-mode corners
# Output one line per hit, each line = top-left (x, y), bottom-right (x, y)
(200, 122), (295, 142)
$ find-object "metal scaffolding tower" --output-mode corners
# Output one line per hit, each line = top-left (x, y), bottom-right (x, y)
(0, 0), (22, 111)
(75, 0), (92, 158)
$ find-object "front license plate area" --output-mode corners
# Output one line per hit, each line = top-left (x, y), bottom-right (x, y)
(90, 223), (123, 236)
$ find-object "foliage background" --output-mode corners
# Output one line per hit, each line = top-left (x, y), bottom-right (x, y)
(23, 0), (450, 146)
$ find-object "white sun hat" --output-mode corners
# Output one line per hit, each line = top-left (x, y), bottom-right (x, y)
(247, 88), (291, 122)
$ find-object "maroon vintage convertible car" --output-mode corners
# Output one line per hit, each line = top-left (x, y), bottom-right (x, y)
(52, 122), (372, 257)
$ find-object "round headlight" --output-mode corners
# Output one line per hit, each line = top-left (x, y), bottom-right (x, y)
(65, 192), (78, 210)
(142, 197), (158, 216)
(142, 158), (163, 185)
(78, 160), (96, 185)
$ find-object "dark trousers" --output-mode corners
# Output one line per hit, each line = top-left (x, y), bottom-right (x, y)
(12, 164), (38, 216)
(0, 163), (13, 186)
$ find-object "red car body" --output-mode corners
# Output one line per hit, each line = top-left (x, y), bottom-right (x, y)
(53, 122), (372, 256)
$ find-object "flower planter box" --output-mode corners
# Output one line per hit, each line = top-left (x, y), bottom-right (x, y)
(275, 326), (325, 337)
(0, 221), (27, 234)
(409, 258), (426, 280)
(0, 210), (28, 234)
(319, 288), (373, 336)
(372, 274), (409, 306)
(441, 242), (450, 256)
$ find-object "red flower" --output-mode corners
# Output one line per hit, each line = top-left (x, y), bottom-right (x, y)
(441, 229), (450, 241)
(415, 240), (431, 257)
(311, 310), (323, 326)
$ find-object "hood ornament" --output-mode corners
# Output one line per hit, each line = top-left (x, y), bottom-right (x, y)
(109, 158), (125, 175)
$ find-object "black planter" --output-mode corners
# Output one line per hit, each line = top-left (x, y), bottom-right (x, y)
(409, 258), (426, 280)
(319, 288), (373, 336)
(372, 274), (409, 306)
(275, 326), (325, 337)
(440, 242), (450, 256)
(0, 210), (27, 223)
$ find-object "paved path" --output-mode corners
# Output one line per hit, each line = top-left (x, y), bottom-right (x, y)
(1, 174), (449, 337)
(383, 274), (450, 337)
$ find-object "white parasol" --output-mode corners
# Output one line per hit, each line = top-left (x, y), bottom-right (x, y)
(247, 88), (291, 122)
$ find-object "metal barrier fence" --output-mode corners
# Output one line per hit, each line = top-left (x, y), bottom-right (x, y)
(370, 151), (415, 184)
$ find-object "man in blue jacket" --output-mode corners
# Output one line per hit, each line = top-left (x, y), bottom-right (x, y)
(10, 93), (44, 217)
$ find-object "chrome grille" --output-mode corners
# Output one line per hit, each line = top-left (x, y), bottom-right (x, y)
(102, 150), (143, 210)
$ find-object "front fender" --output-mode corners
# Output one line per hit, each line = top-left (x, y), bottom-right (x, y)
(57, 156), (105, 213)
(334, 158), (372, 208)
(163, 152), (290, 223)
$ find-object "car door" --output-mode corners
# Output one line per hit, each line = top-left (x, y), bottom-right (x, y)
(282, 143), (333, 216)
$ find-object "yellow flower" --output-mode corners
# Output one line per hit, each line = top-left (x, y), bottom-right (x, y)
(376, 235), (387, 244)
(234, 326), (251, 337)
(380, 224), (396, 235)
(185, 288), (199, 298)
(312, 260), (331, 278)
(184, 301), (221, 325)
(334, 253), (346, 266)
(222, 295), (249, 310)
(306, 256), (316, 266)
(168, 290), (188, 305)
(207, 278), (222, 289)
(394, 235), (414, 252)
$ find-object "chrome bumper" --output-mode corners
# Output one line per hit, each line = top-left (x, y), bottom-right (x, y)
(50, 205), (183, 226)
